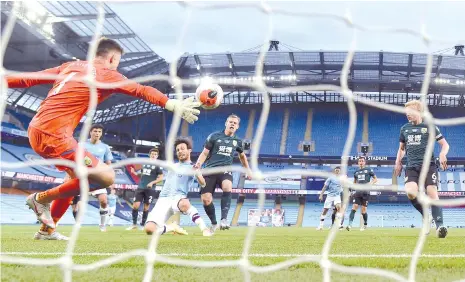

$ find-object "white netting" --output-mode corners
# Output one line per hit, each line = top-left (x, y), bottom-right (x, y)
(1, 2), (465, 282)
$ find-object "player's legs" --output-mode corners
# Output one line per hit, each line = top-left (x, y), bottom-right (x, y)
(90, 190), (109, 231)
(145, 197), (187, 236)
(72, 196), (80, 221)
(347, 198), (359, 230)
(128, 191), (143, 230)
(317, 207), (330, 230)
(108, 206), (116, 226)
(220, 174), (233, 230)
(360, 198), (368, 231)
(201, 175), (218, 228)
(178, 198), (211, 236)
(425, 168), (447, 238)
(141, 190), (154, 227)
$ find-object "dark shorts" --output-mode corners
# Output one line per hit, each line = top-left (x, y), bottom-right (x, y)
(405, 166), (438, 187)
(201, 171), (233, 195)
(353, 191), (369, 207)
(72, 195), (80, 205)
(134, 189), (155, 204)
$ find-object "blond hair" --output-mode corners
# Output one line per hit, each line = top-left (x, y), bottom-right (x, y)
(404, 100), (424, 112)
(227, 114), (241, 123)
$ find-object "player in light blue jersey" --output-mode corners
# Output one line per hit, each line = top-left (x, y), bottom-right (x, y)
(317, 167), (345, 230)
(145, 138), (212, 237)
(73, 124), (113, 232)
(107, 188), (124, 226)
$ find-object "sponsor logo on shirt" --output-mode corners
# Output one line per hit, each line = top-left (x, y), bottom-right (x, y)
(421, 128), (427, 134)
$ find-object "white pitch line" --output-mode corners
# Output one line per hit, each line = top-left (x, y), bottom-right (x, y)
(1, 252), (464, 258)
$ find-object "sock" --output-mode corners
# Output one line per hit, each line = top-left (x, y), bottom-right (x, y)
(331, 211), (336, 225)
(431, 206), (444, 228)
(340, 212), (345, 226)
(132, 209), (138, 225)
(35, 179), (99, 203)
(362, 213), (368, 226)
(100, 207), (108, 226)
(72, 211), (77, 220)
(187, 206), (207, 231)
(349, 209), (356, 225)
(38, 197), (73, 235)
(203, 202), (217, 225)
(319, 215), (325, 227)
(108, 214), (113, 226)
(141, 210), (148, 226)
(221, 192), (232, 220)
(409, 197), (424, 216)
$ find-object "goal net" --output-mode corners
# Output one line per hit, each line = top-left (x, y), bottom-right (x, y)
(1, 2), (464, 282)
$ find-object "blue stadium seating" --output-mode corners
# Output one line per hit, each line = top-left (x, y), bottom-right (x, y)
(368, 111), (405, 156)
(311, 108), (363, 156)
(286, 108), (307, 155)
(1, 122), (21, 130)
(255, 108), (283, 154)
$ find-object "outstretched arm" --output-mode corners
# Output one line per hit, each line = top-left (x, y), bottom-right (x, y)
(239, 152), (252, 180)
(108, 71), (200, 124)
(194, 147), (210, 169)
(7, 66), (61, 88)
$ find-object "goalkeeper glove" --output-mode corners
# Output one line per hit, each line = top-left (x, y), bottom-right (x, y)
(165, 96), (201, 124)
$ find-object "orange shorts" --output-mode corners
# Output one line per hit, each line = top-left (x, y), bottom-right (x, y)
(28, 126), (99, 174)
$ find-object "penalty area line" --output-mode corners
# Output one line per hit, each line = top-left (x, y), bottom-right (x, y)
(1, 252), (464, 258)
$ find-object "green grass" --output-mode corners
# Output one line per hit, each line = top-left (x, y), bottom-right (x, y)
(1, 226), (464, 282)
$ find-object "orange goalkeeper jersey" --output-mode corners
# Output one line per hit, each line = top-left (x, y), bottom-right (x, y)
(7, 60), (169, 138)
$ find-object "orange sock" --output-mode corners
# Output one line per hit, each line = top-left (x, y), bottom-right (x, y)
(36, 179), (82, 203)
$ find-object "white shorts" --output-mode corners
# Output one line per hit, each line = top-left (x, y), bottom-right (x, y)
(90, 188), (108, 197)
(109, 206), (116, 215)
(146, 196), (186, 226)
(324, 195), (342, 209)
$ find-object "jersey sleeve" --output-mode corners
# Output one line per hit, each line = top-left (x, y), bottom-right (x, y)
(435, 126), (444, 141)
(236, 139), (244, 153)
(104, 145), (114, 163)
(6, 66), (62, 88)
(204, 133), (215, 150)
(324, 178), (330, 186)
(369, 168), (376, 177)
(399, 127), (406, 143)
(103, 70), (169, 107)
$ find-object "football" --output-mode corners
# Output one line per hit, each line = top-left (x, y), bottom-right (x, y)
(195, 83), (223, 109)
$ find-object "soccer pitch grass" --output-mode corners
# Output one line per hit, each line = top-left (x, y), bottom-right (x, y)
(1, 226), (464, 282)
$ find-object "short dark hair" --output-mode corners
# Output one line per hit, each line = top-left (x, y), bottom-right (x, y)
(149, 148), (159, 155)
(96, 37), (124, 57)
(90, 124), (104, 131)
(174, 137), (192, 150)
(334, 166), (341, 170)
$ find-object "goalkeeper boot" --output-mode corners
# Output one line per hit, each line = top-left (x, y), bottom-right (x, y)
(26, 193), (55, 229)
(220, 219), (230, 230)
(34, 231), (69, 241)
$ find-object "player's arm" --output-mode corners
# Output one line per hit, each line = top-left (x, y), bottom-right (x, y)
(130, 167), (141, 175)
(237, 140), (253, 179)
(435, 126), (449, 170)
(395, 127), (407, 176)
(370, 174), (378, 185)
(147, 169), (163, 188)
(194, 133), (214, 169)
(6, 66), (61, 88)
(319, 182), (328, 202)
(107, 71), (200, 124)
(195, 170), (207, 188)
(104, 145), (113, 166)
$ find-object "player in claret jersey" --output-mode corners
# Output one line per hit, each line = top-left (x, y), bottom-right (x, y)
(6, 37), (201, 240)
(395, 100), (449, 238)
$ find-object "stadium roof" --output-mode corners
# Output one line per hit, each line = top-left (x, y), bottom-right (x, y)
(2, 1), (168, 110)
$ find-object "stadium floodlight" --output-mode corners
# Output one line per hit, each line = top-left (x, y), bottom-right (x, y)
(194, 78), (200, 85)
(229, 63), (233, 69)
(196, 64), (200, 70)
(271, 77), (275, 80)
(292, 75), (297, 80)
